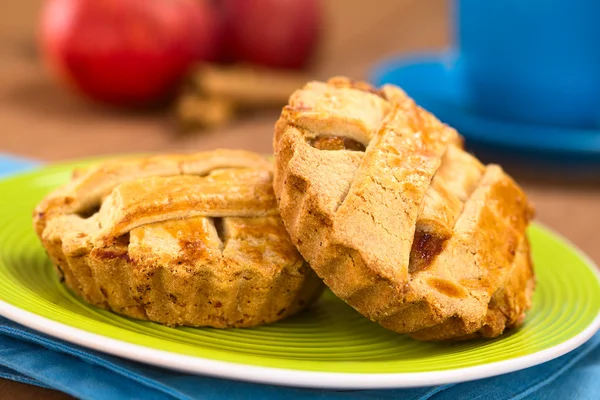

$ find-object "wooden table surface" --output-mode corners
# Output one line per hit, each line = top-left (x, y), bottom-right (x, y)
(1, 0), (599, 398)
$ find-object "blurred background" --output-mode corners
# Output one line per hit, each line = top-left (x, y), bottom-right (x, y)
(0, 0), (449, 160)
(0, 1), (599, 398)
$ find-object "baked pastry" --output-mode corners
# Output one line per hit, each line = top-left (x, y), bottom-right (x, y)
(273, 77), (535, 340)
(33, 150), (324, 328)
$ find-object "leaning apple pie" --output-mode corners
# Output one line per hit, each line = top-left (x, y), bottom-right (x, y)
(273, 77), (535, 340)
(33, 150), (324, 328)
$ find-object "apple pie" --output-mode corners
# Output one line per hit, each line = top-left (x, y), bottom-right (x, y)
(33, 150), (324, 328)
(273, 77), (535, 340)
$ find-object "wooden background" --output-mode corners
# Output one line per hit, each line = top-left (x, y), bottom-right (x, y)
(1, 0), (598, 398)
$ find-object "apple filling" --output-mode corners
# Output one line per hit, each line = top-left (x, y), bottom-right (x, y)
(310, 135), (366, 151)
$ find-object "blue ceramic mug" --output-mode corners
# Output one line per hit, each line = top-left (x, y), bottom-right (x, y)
(458, 0), (600, 129)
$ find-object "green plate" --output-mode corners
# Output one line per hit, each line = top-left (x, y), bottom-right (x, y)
(1, 159), (600, 389)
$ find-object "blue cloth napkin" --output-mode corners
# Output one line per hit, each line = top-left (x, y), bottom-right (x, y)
(1, 154), (600, 400)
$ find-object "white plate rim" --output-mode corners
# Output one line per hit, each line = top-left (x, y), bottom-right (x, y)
(1, 227), (600, 390)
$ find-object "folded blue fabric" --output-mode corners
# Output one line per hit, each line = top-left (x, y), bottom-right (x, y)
(0, 154), (38, 178)
(1, 154), (599, 400)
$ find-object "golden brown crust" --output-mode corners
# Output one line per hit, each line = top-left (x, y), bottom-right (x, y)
(273, 77), (535, 340)
(34, 149), (324, 328)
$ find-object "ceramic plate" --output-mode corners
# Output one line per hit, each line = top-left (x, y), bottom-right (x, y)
(1, 160), (600, 389)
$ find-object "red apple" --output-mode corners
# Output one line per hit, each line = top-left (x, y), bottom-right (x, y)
(40, 0), (222, 106)
(220, 0), (321, 69)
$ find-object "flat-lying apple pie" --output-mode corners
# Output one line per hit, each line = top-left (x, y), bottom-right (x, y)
(273, 77), (535, 340)
(33, 150), (324, 328)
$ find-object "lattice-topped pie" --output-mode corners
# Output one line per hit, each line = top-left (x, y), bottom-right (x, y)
(273, 77), (535, 340)
(33, 150), (324, 328)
